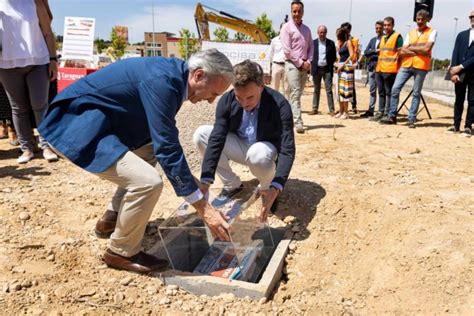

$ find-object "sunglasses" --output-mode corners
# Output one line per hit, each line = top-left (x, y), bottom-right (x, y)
(470, 15), (474, 19)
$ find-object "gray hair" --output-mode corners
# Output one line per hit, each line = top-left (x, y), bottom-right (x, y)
(416, 9), (430, 19)
(318, 25), (327, 32)
(188, 49), (234, 82)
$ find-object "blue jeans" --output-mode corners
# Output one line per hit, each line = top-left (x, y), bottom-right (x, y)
(388, 67), (427, 121)
(367, 71), (377, 112)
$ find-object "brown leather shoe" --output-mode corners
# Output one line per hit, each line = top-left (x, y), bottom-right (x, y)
(103, 249), (169, 273)
(95, 210), (118, 239)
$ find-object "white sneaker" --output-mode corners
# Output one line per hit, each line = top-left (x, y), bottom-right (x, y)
(17, 150), (34, 164)
(43, 148), (59, 162)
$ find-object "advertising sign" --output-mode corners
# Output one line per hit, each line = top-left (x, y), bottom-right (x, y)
(62, 16), (95, 61)
(202, 41), (271, 73)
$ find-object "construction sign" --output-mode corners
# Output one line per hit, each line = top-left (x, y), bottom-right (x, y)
(202, 41), (271, 73)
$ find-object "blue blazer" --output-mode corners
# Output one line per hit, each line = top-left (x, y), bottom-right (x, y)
(364, 36), (380, 72)
(451, 29), (474, 73)
(39, 57), (198, 197)
(200, 87), (295, 188)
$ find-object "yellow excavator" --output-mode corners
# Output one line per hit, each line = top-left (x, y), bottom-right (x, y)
(194, 3), (270, 44)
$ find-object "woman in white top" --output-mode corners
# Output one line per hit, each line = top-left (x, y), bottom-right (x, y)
(0, 0), (58, 163)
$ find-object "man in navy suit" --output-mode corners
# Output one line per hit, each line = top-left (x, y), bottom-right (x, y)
(447, 10), (474, 137)
(193, 60), (295, 222)
(39, 49), (234, 273)
(310, 25), (337, 115)
(360, 21), (384, 118)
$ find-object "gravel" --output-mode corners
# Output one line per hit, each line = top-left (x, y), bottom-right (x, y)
(176, 100), (218, 173)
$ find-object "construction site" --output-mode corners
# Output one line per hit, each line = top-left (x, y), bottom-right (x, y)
(0, 0), (473, 315)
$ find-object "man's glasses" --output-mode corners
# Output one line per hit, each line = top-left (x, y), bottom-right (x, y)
(470, 15), (474, 19)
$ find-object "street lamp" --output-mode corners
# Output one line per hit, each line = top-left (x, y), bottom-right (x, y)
(453, 17), (459, 39)
(152, 1), (156, 56)
(349, 0), (353, 22)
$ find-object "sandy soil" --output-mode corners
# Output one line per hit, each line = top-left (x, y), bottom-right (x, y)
(0, 83), (473, 315)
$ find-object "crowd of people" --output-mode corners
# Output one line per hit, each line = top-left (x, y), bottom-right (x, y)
(0, 0), (472, 275)
(269, 1), (473, 137)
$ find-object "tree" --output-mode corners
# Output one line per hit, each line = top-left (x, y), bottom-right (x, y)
(110, 28), (127, 58)
(234, 32), (250, 42)
(255, 13), (277, 40)
(213, 27), (229, 42)
(178, 28), (199, 60)
(95, 38), (107, 54)
(432, 58), (450, 71)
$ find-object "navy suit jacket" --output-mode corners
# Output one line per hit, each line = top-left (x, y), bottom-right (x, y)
(451, 29), (474, 74)
(310, 38), (337, 75)
(364, 36), (380, 72)
(201, 87), (295, 188)
(39, 57), (198, 197)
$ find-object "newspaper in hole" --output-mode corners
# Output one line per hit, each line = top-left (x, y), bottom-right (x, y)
(193, 240), (263, 281)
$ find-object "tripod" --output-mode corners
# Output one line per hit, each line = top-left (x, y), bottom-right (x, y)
(396, 89), (432, 119)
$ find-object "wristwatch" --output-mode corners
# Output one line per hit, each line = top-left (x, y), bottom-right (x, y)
(50, 56), (58, 62)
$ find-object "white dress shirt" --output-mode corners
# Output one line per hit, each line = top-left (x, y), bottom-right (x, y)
(269, 36), (286, 63)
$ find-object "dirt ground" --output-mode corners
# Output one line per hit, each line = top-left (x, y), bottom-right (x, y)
(0, 83), (473, 315)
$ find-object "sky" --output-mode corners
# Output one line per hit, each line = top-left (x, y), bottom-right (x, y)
(49, 0), (474, 59)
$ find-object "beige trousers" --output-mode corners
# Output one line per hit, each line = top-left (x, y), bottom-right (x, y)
(97, 143), (163, 257)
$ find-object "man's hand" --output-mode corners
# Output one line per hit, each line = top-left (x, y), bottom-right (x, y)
(197, 181), (210, 197)
(259, 187), (279, 223)
(301, 61), (311, 72)
(192, 198), (230, 241)
(451, 75), (460, 83)
(450, 65), (462, 76)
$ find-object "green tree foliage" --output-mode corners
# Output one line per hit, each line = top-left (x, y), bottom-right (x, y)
(255, 13), (277, 39)
(234, 32), (250, 42)
(94, 38), (107, 54)
(179, 28), (199, 60)
(110, 28), (127, 58)
(213, 27), (229, 42)
(432, 58), (450, 71)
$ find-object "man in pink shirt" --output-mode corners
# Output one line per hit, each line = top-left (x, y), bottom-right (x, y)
(281, 0), (314, 134)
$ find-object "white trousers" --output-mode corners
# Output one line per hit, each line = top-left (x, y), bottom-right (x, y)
(271, 63), (290, 98)
(193, 125), (277, 190)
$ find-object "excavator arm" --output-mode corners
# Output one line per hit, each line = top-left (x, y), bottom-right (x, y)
(194, 3), (270, 44)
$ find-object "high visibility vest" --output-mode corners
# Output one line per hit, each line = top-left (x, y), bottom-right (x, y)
(376, 32), (401, 73)
(351, 36), (360, 62)
(401, 27), (433, 71)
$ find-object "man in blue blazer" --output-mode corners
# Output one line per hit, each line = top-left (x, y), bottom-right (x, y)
(38, 49), (234, 273)
(360, 21), (383, 118)
(447, 11), (474, 137)
(193, 60), (295, 222)
(310, 25), (337, 115)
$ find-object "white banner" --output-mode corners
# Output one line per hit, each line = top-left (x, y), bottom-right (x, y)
(62, 17), (95, 61)
(201, 41), (271, 73)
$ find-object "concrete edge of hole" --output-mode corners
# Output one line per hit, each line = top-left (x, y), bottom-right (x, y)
(154, 229), (294, 299)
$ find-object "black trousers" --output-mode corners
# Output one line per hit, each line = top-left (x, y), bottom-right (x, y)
(454, 73), (474, 129)
(375, 72), (397, 114)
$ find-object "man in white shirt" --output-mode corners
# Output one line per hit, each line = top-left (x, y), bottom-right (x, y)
(269, 23), (290, 98)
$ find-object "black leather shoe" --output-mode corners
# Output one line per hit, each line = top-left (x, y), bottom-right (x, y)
(360, 111), (374, 118)
(212, 184), (244, 208)
(379, 116), (397, 125)
(103, 249), (169, 273)
(95, 210), (118, 239)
